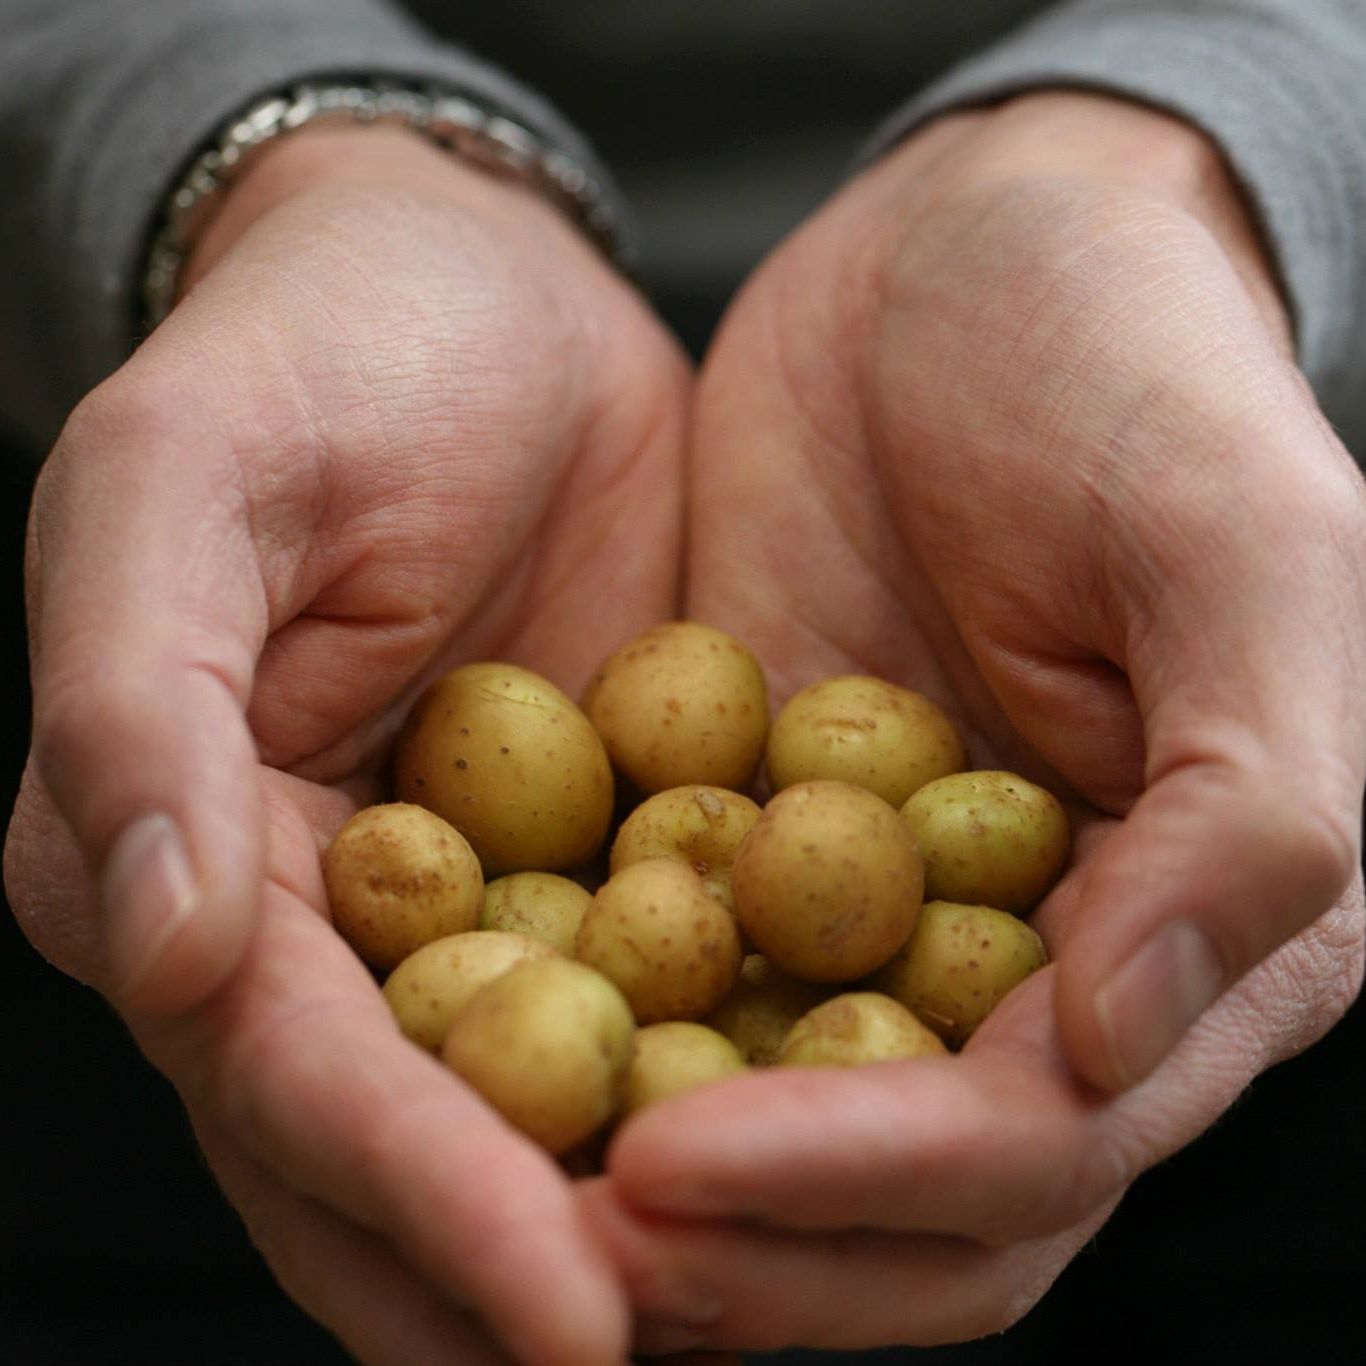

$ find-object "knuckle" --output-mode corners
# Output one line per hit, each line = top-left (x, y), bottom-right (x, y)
(1279, 796), (1360, 910)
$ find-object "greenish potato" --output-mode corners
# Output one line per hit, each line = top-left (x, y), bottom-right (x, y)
(731, 780), (923, 982)
(440, 958), (635, 1155)
(382, 930), (557, 1051)
(900, 770), (1070, 914)
(395, 662), (614, 877)
(610, 784), (761, 912)
(576, 858), (743, 1023)
(778, 991), (947, 1067)
(582, 621), (769, 794)
(621, 1022), (747, 1116)
(704, 954), (831, 1065)
(766, 675), (966, 808)
(322, 802), (484, 971)
(479, 871), (592, 956)
(867, 900), (1048, 1046)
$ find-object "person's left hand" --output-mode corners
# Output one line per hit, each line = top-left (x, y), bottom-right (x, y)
(584, 92), (1366, 1354)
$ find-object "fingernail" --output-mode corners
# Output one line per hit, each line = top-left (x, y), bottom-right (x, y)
(1094, 921), (1224, 1088)
(100, 813), (198, 998)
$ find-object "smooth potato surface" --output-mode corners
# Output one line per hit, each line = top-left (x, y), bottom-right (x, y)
(582, 621), (769, 793)
(778, 992), (947, 1067)
(382, 930), (556, 1051)
(576, 858), (743, 1023)
(766, 675), (966, 808)
(440, 958), (635, 1155)
(479, 872), (592, 956)
(622, 1022), (747, 1116)
(900, 770), (1069, 913)
(705, 954), (831, 1065)
(323, 803), (484, 971)
(395, 663), (613, 877)
(868, 900), (1047, 1046)
(731, 781), (923, 982)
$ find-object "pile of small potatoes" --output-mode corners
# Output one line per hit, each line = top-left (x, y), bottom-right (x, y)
(322, 622), (1069, 1157)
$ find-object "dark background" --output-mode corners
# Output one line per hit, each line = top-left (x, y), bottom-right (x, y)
(5, 3), (1366, 1360)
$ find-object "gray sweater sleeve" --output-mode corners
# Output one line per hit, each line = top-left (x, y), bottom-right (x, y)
(0, 0), (625, 453)
(865, 0), (1366, 457)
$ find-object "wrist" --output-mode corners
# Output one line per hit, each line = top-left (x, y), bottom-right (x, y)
(887, 90), (1292, 347)
(183, 123), (516, 287)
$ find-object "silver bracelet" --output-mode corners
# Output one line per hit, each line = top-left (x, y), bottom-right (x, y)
(141, 79), (627, 330)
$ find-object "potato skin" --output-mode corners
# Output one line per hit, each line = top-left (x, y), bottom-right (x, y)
(582, 622), (769, 793)
(440, 958), (635, 1155)
(610, 785), (761, 911)
(576, 858), (743, 1023)
(778, 992), (947, 1067)
(382, 930), (556, 1051)
(766, 675), (965, 808)
(478, 872), (592, 956)
(323, 803), (484, 970)
(622, 1022), (747, 1116)
(731, 780), (923, 982)
(704, 954), (831, 1065)
(868, 900), (1047, 1046)
(900, 770), (1070, 914)
(395, 663), (613, 877)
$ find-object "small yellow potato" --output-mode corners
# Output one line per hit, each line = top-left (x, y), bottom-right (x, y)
(868, 900), (1048, 1046)
(395, 662), (613, 877)
(479, 872), (592, 956)
(610, 785), (761, 911)
(440, 958), (635, 1155)
(622, 1022), (747, 1117)
(582, 621), (769, 793)
(704, 954), (831, 1065)
(777, 992), (947, 1067)
(766, 675), (966, 808)
(323, 803), (484, 971)
(576, 858), (743, 1023)
(382, 930), (557, 1051)
(731, 780), (923, 982)
(900, 770), (1070, 914)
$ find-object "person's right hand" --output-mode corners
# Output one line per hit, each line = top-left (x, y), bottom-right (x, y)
(4, 124), (689, 1365)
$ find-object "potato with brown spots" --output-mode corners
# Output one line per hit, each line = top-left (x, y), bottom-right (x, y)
(582, 621), (769, 793)
(705, 954), (831, 1065)
(395, 662), (613, 877)
(622, 1022), (747, 1116)
(900, 770), (1070, 914)
(382, 930), (557, 1051)
(440, 958), (635, 1155)
(731, 780), (923, 982)
(766, 675), (966, 808)
(778, 992), (947, 1067)
(868, 900), (1048, 1046)
(610, 785), (761, 911)
(323, 803), (484, 971)
(478, 872), (592, 955)
(575, 858), (743, 1023)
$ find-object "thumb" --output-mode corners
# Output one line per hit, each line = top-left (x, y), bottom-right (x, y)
(1056, 478), (1366, 1092)
(25, 383), (268, 1014)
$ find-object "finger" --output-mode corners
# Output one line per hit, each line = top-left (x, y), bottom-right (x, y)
(581, 1179), (1107, 1353)
(193, 1116), (510, 1366)
(26, 373), (269, 1013)
(139, 876), (630, 1366)
(1059, 448), (1366, 1092)
(608, 970), (1127, 1247)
